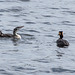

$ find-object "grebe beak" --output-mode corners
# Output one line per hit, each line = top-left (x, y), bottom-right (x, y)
(16, 26), (24, 30)
(18, 26), (24, 29)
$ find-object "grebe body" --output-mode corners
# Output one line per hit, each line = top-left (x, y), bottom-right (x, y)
(56, 31), (69, 47)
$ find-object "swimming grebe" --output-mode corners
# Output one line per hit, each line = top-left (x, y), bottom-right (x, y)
(0, 26), (24, 39)
(56, 31), (69, 47)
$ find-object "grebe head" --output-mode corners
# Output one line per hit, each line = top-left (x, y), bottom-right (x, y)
(58, 31), (63, 39)
(13, 26), (24, 39)
(13, 26), (24, 35)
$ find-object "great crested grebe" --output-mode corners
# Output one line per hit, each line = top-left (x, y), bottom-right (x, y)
(0, 26), (24, 39)
(56, 31), (69, 47)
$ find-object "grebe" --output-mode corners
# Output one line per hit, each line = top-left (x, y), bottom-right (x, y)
(56, 31), (69, 47)
(0, 26), (24, 39)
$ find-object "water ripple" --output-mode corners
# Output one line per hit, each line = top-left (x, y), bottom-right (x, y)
(42, 15), (53, 17)
(33, 58), (50, 63)
(42, 22), (51, 25)
(25, 22), (36, 24)
(0, 9), (9, 12)
(22, 34), (34, 36)
(8, 6), (23, 12)
(20, 0), (30, 2)
(61, 21), (75, 26)
(12, 66), (36, 72)
(51, 68), (75, 73)
(25, 30), (40, 33)
(38, 70), (50, 73)
(45, 35), (54, 37)
(12, 66), (25, 71)
(0, 7), (23, 13)
(50, 7), (59, 10)
(62, 10), (75, 15)
(0, 69), (13, 75)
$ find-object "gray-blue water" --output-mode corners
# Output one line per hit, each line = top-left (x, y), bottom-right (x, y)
(0, 0), (75, 75)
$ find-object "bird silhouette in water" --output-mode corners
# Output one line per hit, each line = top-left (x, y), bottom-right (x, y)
(56, 31), (69, 47)
(0, 26), (24, 39)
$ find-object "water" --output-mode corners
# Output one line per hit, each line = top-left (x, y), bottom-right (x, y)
(0, 0), (75, 75)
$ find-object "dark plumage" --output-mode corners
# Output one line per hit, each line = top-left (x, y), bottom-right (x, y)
(56, 31), (69, 47)
(0, 31), (13, 37)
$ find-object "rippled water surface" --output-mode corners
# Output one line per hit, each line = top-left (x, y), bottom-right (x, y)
(0, 0), (75, 75)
